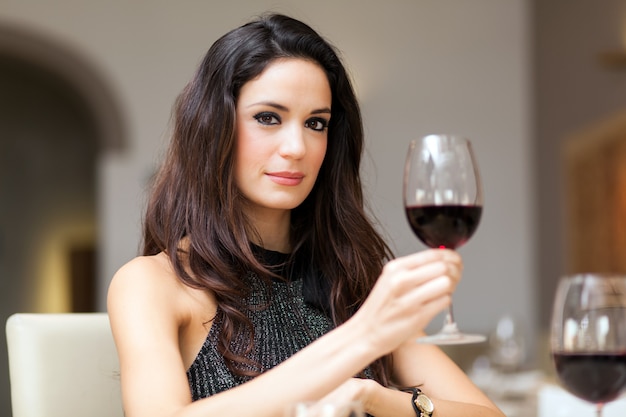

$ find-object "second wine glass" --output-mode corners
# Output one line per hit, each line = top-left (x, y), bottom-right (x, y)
(403, 134), (484, 344)
(551, 273), (626, 417)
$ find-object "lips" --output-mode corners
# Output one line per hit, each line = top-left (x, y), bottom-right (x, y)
(266, 171), (304, 186)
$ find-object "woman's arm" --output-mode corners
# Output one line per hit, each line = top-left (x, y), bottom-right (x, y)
(382, 340), (504, 417)
(108, 255), (198, 417)
(320, 341), (506, 417)
(391, 340), (503, 415)
(108, 249), (466, 417)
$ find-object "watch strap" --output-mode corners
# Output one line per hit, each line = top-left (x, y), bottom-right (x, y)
(402, 387), (431, 417)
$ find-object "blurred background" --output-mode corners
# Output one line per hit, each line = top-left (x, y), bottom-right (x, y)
(1, 0), (626, 414)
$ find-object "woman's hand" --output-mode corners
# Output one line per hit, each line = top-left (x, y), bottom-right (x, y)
(317, 377), (371, 404)
(319, 375), (506, 417)
(317, 378), (377, 412)
(350, 249), (463, 355)
(318, 378), (418, 417)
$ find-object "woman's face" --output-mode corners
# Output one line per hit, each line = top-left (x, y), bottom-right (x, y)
(234, 58), (331, 218)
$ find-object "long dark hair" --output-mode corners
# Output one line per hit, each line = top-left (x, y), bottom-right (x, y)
(142, 13), (395, 385)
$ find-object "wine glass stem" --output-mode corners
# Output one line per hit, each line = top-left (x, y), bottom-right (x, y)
(445, 305), (455, 325)
(596, 403), (603, 417)
(441, 305), (459, 334)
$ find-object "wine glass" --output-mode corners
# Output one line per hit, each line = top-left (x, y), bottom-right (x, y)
(489, 315), (527, 372)
(403, 134), (484, 344)
(285, 400), (365, 417)
(550, 273), (626, 417)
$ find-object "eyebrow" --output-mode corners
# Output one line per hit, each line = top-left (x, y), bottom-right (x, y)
(248, 101), (331, 115)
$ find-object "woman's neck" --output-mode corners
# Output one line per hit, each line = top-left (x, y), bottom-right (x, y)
(247, 208), (291, 253)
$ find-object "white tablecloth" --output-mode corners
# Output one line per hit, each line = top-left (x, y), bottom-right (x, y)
(538, 383), (626, 417)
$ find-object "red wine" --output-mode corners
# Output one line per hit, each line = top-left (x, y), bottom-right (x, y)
(553, 352), (626, 404)
(405, 205), (482, 249)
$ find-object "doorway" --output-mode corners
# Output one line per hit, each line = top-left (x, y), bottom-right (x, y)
(0, 23), (126, 415)
(0, 54), (99, 313)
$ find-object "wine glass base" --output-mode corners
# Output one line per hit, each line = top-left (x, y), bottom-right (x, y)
(416, 332), (486, 345)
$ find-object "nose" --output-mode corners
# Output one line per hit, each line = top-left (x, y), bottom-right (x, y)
(278, 124), (306, 159)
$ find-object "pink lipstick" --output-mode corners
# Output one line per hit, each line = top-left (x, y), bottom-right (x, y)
(266, 171), (304, 186)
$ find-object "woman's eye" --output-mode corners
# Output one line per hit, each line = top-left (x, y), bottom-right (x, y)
(305, 118), (329, 132)
(254, 112), (280, 125)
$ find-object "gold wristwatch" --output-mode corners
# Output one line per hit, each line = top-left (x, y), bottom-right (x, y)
(405, 387), (435, 417)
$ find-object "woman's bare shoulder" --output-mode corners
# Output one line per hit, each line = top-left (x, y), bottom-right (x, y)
(108, 253), (189, 314)
(110, 253), (177, 290)
(108, 252), (216, 323)
(108, 252), (217, 369)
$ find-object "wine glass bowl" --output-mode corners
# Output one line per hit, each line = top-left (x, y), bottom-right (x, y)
(404, 205), (482, 250)
(403, 134), (485, 344)
(550, 273), (626, 417)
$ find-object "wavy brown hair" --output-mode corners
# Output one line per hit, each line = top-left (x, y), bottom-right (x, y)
(142, 13), (395, 386)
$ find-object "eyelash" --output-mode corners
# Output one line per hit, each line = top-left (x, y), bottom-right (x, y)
(254, 112), (280, 126)
(253, 112), (329, 132)
(306, 118), (329, 132)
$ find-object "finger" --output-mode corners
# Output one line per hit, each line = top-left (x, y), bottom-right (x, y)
(449, 263), (463, 283)
(412, 275), (454, 305)
(397, 276), (453, 337)
(407, 277), (454, 327)
(414, 292), (453, 327)
(382, 261), (449, 294)
(385, 250), (446, 272)
(400, 256), (462, 289)
(388, 249), (462, 272)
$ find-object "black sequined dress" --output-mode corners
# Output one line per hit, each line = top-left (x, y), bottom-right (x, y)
(186, 247), (335, 400)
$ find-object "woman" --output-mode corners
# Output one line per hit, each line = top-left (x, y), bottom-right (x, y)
(108, 13), (504, 417)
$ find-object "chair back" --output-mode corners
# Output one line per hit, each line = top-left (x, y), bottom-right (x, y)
(6, 313), (123, 417)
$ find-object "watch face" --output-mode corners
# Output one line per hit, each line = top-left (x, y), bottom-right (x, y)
(416, 393), (435, 413)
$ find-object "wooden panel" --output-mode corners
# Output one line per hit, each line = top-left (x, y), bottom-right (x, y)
(565, 110), (626, 274)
